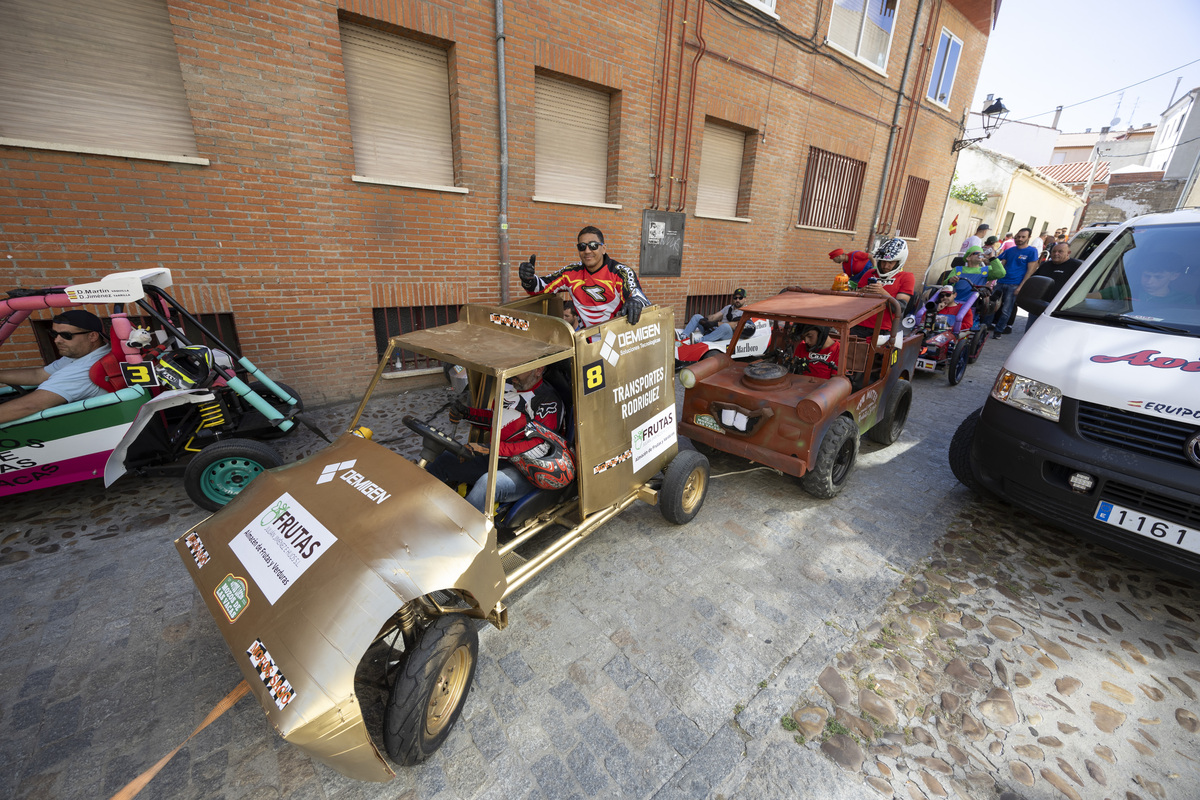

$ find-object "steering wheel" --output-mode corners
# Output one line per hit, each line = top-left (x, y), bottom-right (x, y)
(402, 415), (472, 461)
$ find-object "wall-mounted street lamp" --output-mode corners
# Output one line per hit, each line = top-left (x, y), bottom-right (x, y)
(952, 97), (1010, 153)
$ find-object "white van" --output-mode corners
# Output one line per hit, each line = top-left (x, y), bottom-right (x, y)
(951, 209), (1200, 578)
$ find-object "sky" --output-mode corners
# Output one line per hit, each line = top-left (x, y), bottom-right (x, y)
(970, 0), (1200, 135)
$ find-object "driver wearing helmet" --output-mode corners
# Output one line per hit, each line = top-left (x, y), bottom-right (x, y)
(792, 324), (840, 379)
(426, 366), (564, 512)
(851, 238), (914, 339)
(0, 310), (109, 425)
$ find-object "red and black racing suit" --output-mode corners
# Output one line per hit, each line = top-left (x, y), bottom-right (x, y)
(525, 255), (651, 328)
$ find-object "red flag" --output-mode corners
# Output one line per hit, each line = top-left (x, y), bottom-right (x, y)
(949, 214), (958, 236)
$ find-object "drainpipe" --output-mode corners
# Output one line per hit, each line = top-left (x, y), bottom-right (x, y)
(495, 0), (511, 302)
(866, 0), (926, 249)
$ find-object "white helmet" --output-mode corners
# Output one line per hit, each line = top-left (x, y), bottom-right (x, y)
(873, 238), (909, 278)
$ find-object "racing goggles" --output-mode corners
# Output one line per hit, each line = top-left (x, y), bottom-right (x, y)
(576, 241), (603, 252)
(49, 330), (87, 340)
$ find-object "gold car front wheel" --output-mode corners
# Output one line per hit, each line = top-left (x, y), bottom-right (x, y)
(383, 613), (478, 765)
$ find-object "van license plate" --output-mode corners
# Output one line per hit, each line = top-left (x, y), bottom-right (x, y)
(1094, 501), (1200, 554)
(916, 358), (937, 371)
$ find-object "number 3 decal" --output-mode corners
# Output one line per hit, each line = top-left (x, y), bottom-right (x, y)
(119, 362), (161, 386)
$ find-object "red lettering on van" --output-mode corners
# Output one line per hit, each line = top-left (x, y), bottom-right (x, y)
(1091, 350), (1200, 372)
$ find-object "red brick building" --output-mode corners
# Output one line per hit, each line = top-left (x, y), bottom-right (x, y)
(1, 0), (997, 403)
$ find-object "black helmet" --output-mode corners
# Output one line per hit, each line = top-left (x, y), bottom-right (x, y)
(157, 345), (216, 390)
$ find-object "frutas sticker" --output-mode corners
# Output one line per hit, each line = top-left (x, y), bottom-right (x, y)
(632, 406), (675, 472)
(229, 493), (338, 604)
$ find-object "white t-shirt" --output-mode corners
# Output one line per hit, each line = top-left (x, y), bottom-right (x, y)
(41, 348), (108, 403)
(959, 235), (982, 254)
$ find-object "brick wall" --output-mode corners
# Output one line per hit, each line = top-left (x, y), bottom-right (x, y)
(1082, 179), (1186, 226)
(1, 0), (991, 404)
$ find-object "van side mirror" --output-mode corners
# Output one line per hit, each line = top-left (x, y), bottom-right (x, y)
(1016, 275), (1056, 316)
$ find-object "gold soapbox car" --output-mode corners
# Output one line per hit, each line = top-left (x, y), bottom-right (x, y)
(175, 295), (709, 780)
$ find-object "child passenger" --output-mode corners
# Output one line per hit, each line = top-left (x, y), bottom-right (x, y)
(793, 324), (840, 379)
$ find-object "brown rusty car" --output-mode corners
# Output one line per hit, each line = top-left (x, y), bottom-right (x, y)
(678, 288), (921, 497)
(174, 295), (709, 781)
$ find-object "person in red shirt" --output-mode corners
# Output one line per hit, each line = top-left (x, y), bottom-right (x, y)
(519, 226), (651, 327)
(930, 285), (974, 331)
(792, 324), (840, 379)
(852, 238), (914, 339)
(829, 248), (876, 288)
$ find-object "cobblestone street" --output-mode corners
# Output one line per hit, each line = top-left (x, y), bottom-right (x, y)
(3, 318), (1198, 800)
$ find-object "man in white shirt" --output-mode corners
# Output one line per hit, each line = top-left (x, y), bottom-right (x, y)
(0, 310), (109, 424)
(959, 223), (990, 254)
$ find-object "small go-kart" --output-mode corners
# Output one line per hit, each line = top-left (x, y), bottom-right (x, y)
(175, 295), (710, 781)
(674, 317), (772, 367)
(679, 288), (921, 498)
(912, 285), (990, 385)
(0, 268), (313, 510)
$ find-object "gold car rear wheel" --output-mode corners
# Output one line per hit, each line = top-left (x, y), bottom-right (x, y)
(383, 613), (478, 765)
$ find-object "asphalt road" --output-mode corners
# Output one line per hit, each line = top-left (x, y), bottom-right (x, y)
(3, 314), (1198, 800)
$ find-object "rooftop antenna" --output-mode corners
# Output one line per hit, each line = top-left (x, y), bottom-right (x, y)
(1168, 77), (1182, 108)
(1110, 91), (1123, 129)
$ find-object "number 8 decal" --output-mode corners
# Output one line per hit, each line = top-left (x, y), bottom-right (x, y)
(582, 359), (606, 395)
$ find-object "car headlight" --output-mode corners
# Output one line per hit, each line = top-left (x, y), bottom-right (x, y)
(679, 368), (697, 388)
(991, 370), (1062, 422)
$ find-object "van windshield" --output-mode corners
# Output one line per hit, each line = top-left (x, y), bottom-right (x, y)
(1054, 223), (1200, 336)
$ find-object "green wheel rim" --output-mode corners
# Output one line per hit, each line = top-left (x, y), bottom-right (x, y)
(200, 456), (266, 505)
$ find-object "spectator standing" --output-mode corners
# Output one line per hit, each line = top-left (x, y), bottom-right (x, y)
(999, 233), (1016, 253)
(959, 223), (990, 254)
(987, 228), (1040, 339)
(828, 249), (875, 287)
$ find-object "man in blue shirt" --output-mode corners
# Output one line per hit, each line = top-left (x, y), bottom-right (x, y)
(987, 228), (1040, 339)
(0, 309), (109, 424)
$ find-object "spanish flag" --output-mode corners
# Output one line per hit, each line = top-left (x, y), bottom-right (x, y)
(949, 214), (958, 236)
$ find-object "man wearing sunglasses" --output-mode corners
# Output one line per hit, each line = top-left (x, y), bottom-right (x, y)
(519, 226), (652, 327)
(0, 309), (109, 424)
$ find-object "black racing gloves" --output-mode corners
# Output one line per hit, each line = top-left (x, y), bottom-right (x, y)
(624, 296), (649, 326)
(518, 254), (538, 292)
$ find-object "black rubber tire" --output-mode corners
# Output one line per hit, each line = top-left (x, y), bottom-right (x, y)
(967, 327), (988, 363)
(800, 416), (859, 499)
(659, 449), (710, 524)
(184, 438), (283, 511)
(383, 614), (478, 766)
(867, 379), (912, 445)
(947, 340), (969, 385)
(243, 381), (303, 439)
(949, 408), (984, 494)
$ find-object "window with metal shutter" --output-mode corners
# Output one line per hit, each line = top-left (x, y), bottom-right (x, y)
(695, 123), (746, 218)
(535, 76), (610, 205)
(797, 147), (866, 232)
(341, 22), (455, 187)
(897, 176), (930, 238)
(0, 0), (201, 161)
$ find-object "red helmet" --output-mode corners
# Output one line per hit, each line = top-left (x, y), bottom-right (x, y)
(509, 421), (575, 490)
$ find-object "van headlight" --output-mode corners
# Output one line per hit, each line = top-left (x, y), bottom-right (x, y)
(991, 370), (1062, 422)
